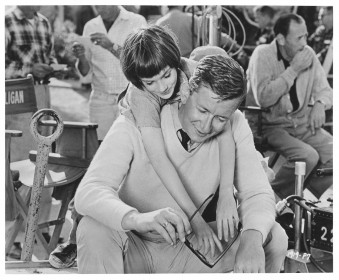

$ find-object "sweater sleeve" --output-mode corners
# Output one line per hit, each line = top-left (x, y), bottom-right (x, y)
(308, 48), (333, 109)
(74, 118), (137, 231)
(248, 44), (298, 108)
(126, 86), (164, 128)
(231, 111), (276, 243)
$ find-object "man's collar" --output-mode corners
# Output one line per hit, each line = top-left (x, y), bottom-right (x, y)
(116, 6), (129, 21)
(13, 7), (40, 22)
(173, 102), (183, 132)
(97, 6), (129, 29)
(276, 40), (284, 61)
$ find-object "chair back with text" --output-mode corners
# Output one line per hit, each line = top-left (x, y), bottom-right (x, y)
(5, 75), (37, 115)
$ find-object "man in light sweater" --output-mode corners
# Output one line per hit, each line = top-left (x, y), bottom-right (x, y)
(246, 13), (333, 200)
(74, 55), (287, 273)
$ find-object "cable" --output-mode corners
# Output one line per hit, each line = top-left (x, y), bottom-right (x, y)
(242, 7), (258, 27)
(222, 7), (246, 56)
(221, 10), (237, 53)
(302, 209), (327, 272)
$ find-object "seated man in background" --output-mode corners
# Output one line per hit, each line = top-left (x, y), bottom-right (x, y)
(74, 54), (287, 273)
(253, 5), (276, 46)
(246, 13), (333, 200)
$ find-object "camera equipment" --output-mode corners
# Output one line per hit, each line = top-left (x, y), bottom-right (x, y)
(277, 163), (333, 273)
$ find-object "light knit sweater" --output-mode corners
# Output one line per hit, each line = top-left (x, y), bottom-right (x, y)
(246, 39), (332, 129)
(75, 103), (276, 242)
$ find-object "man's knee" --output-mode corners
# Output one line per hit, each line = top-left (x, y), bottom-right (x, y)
(263, 222), (288, 272)
(303, 146), (319, 170)
(77, 216), (127, 250)
(77, 216), (128, 273)
(265, 222), (288, 257)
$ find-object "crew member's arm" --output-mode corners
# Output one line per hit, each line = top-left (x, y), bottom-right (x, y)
(72, 23), (93, 79)
(89, 32), (122, 59)
(308, 50), (333, 133)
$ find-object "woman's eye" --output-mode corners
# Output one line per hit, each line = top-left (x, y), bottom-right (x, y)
(145, 81), (153, 86)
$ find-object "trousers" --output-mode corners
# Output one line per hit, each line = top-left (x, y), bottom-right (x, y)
(77, 216), (288, 273)
(264, 124), (333, 199)
(89, 91), (119, 141)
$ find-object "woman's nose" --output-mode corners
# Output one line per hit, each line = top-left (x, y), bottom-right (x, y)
(158, 81), (167, 92)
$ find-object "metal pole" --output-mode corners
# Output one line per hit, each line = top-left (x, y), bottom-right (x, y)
(208, 6), (222, 46)
(21, 109), (63, 261)
(294, 161), (306, 252)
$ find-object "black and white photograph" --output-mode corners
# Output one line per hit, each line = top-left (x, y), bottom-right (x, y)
(3, 0), (335, 276)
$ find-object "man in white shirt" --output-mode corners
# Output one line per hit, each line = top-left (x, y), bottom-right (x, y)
(74, 55), (287, 273)
(72, 5), (146, 140)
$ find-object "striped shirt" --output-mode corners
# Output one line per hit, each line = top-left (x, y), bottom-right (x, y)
(5, 7), (55, 79)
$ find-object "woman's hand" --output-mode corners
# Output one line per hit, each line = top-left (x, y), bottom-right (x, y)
(216, 195), (239, 242)
(190, 213), (223, 257)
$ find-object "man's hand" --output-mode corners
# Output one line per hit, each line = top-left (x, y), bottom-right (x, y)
(290, 48), (313, 74)
(90, 32), (113, 51)
(71, 42), (90, 76)
(122, 208), (191, 246)
(234, 230), (265, 273)
(72, 42), (86, 59)
(32, 63), (53, 79)
(308, 101), (326, 135)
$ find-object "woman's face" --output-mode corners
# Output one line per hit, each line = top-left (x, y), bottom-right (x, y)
(140, 67), (178, 99)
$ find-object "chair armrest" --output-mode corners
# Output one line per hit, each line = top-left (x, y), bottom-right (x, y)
(239, 106), (269, 113)
(5, 130), (23, 137)
(239, 106), (269, 137)
(29, 150), (91, 168)
(39, 120), (98, 129)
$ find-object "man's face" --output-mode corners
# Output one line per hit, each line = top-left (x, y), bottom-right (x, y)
(282, 20), (308, 60)
(255, 12), (270, 29)
(179, 86), (240, 143)
(319, 8), (333, 31)
(18, 6), (41, 19)
(95, 5), (119, 21)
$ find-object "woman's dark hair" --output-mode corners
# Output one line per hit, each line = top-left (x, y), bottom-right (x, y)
(120, 25), (181, 90)
(273, 13), (304, 37)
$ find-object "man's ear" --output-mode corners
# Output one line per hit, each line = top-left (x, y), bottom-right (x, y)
(276, 34), (285, 46)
